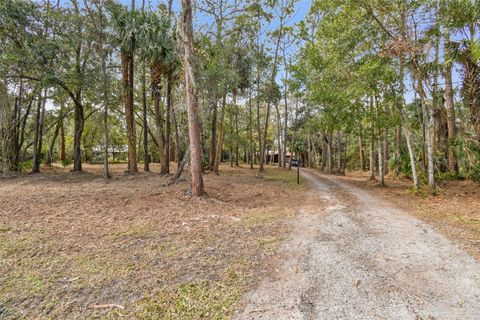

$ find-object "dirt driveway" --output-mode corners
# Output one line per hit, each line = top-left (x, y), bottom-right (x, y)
(236, 169), (480, 320)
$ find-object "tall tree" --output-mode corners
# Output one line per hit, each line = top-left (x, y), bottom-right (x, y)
(112, 2), (138, 173)
(182, 0), (205, 196)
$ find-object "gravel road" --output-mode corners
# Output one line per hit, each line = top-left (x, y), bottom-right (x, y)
(236, 169), (480, 320)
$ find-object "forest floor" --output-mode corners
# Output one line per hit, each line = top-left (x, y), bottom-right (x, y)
(237, 169), (480, 319)
(0, 163), (305, 319)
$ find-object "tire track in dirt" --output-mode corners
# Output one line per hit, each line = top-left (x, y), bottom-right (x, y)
(236, 169), (480, 320)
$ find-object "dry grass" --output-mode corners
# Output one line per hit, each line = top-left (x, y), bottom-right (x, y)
(337, 171), (480, 260)
(0, 163), (303, 319)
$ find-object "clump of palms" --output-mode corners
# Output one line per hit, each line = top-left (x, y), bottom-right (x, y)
(137, 10), (180, 175)
(444, 1), (480, 142)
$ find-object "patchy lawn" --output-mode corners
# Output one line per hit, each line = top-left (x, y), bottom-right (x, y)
(336, 170), (480, 261)
(0, 163), (303, 319)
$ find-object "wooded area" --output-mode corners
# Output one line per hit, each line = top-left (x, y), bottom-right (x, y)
(2, 0), (480, 318)
(1, 0), (480, 193)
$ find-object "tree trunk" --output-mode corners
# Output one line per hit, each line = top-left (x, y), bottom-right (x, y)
(234, 92), (239, 166)
(31, 92), (44, 173)
(169, 148), (189, 186)
(229, 107), (234, 168)
(396, 124), (402, 147)
(172, 102), (182, 167)
(444, 29), (459, 174)
(209, 96), (217, 170)
(72, 90), (84, 172)
(327, 133), (333, 174)
(383, 127), (389, 174)
(275, 104), (282, 167)
(307, 134), (312, 168)
(39, 90), (46, 167)
(8, 81), (22, 171)
(182, 0), (205, 196)
(16, 92), (34, 164)
(248, 87), (254, 169)
(369, 139), (375, 180)
(161, 75), (172, 175)
(142, 62), (150, 172)
(102, 51), (110, 179)
(336, 131), (341, 172)
(259, 99), (272, 174)
(256, 75), (262, 170)
(151, 66), (165, 170)
(369, 96), (375, 180)
(378, 137), (385, 187)
(283, 64), (288, 168)
(122, 50), (138, 173)
(259, 109), (272, 172)
(311, 134), (317, 168)
(415, 73), (435, 190)
(60, 118), (65, 162)
(405, 128), (419, 190)
(358, 131), (365, 171)
(321, 133), (326, 172)
(213, 94), (226, 175)
(45, 118), (61, 166)
(289, 98), (298, 170)
(103, 95), (110, 179)
(398, 61), (419, 190)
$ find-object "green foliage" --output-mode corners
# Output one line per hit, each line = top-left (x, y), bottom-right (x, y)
(437, 171), (464, 181)
(136, 280), (240, 320)
(61, 159), (72, 168)
(19, 160), (33, 171)
(136, 11), (179, 77)
(469, 164), (480, 182)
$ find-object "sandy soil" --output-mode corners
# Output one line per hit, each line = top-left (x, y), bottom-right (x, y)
(237, 169), (480, 319)
(0, 163), (303, 319)
(336, 171), (480, 261)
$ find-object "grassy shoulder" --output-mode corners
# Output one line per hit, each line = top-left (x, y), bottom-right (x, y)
(264, 166), (306, 190)
(336, 170), (480, 261)
(0, 163), (303, 319)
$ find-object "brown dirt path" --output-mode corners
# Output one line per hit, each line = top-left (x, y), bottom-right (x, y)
(236, 169), (480, 320)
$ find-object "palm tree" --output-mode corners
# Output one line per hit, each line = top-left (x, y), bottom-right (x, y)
(444, 1), (480, 143)
(111, 4), (138, 173)
(138, 11), (179, 175)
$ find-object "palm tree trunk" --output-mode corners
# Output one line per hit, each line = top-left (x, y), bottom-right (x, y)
(151, 66), (165, 170)
(142, 62), (150, 172)
(123, 51), (138, 173)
